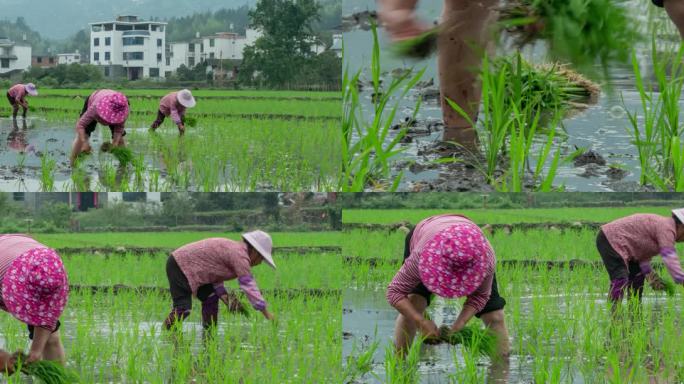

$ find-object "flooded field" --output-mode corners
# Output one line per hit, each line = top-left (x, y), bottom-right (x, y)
(0, 90), (340, 192)
(0, 234), (342, 383)
(342, 0), (683, 191)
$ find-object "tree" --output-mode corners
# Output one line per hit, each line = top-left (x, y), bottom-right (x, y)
(239, 0), (321, 87)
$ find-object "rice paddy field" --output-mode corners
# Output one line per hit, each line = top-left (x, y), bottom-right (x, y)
(0, 231), (342, 383)
(342, 0), (684, 192)
(0, 89), (341, 192)
(342, 207), (684, 383)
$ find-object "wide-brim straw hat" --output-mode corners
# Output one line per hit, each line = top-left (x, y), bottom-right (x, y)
(418, 223), (494, 299)
(177, 89), (196, 108)
(243, 230), (276, 269)
(672, 208), (684, 224)
(25, 83), (38, 96)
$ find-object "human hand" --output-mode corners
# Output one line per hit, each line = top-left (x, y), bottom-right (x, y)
(379, 8), (429, 42)
(0, 351), (17, 375)
(646, 272), (667, 291)
(418, 318), (440, 343)
(262, 309), (275, 321)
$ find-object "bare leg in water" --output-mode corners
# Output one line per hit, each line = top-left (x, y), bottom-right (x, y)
(378, 0), (499, 152)
(665, 0), (684, 38)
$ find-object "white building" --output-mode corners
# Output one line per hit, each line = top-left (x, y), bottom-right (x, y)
(57, 52), (82, 65)
(331, 34), (342, 58)
(89, 15), (167, 80)
(166, 29), (261, 74)
(0, 37), (32, 74)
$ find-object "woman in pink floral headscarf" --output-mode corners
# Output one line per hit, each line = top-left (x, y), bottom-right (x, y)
(70, 89), (130, 165)
(0, 234), (69, 371)
(387, 214), (509, 357)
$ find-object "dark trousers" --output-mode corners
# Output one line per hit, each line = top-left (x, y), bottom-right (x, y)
(165, 255), (219, 330)
(597, 230), (645, 302)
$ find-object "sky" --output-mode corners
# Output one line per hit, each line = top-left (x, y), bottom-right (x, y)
(0, 0), (254, 39)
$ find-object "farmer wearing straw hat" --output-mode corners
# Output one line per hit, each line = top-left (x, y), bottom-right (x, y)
(0, 234), (69, 374)
(598, 209), (684, 307)
(150, 90), (196, 136)
(378, 0), (499, 150)
(6, 83), (38, 120)
(70, 89), (130, 165)
(387, 214), (510, 357)
(163, 230), (276, 331)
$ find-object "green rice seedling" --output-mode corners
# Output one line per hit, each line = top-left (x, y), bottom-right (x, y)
(384, 336), (422, 383)
(341, 24), (426, 191)
(39, 152), (57, 192)
(109, 147), (134, 167)
(343, 339), (380, 382)
(13, 353), (80, 384)
(184, 116), (197, 128)
(438, 325), (497, 356)
(391, 28), (440, 59)
(498, 0), (639, 75)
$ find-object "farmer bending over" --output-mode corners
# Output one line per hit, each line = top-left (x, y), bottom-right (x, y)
(653, 0), (684, 38)
(6, 83), (38, 120)
(0, 234), (68, 375)
(150, 89), (196, 136)
(378, 0), (499, 151)
(388, 214), (510, 358)
(164, 231), (276, 331)
(70, 89), (130, 165)
(597, 209), (684, 309)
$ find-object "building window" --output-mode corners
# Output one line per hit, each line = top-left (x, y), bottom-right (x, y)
(36, 57), (43, 63)
(166, 58), (170, 66)
(150, 68), (160, 78)
(157, 53), (162, 62)
(104, 52), (110, 61)
(189, 43), (195, 53)
(105, 37), (111, 46)
(189, 57), (195, 67)
(122, 193), (146, 202)
(13, 192), (25, 201)
(93, 52), (99, 61)
(157, 39), (162, 47)
(210, 38), (215, 47)
(49, 57), (55, 64)
(209, 52), (215, 59)
(116, 24), (133, 31)
(123, 52), (144, 60)
(104, 67), (110, 77)
(94, 38), (100, 46)
(123, 37), (145, 46)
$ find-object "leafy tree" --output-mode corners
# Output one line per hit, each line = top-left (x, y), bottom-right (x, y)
(239, 0), (321, 87)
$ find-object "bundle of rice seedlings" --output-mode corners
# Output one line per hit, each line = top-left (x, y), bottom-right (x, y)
(13, 353), (79, 384)
(492, 53), (600, 114)
(439, 325), (497, 356)
(184, 116), (198, 128)
(109, 146), (134, 166)
(392, 28), (440, 59)
(498, 0), (639, 73)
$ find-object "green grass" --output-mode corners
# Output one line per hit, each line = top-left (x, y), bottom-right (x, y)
(342, 206), (677, 225)
(34, 231), (343, 249)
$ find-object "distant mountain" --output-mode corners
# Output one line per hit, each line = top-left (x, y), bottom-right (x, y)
(0, 0), (256, 39)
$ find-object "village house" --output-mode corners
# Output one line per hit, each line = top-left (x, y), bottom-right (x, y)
(89, 15), (167, 80)
(0, 36), (32, 75)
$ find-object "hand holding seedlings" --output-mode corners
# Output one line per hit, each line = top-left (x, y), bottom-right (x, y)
(220, 294), (249, 317)
(0, 350), (17, 375)
(262, 309), (275, 321)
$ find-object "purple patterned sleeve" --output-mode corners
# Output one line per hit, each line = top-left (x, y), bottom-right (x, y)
(170, 107), (182, 125)
(639, 260), (653, 275)
(213, 283), (228, 297)
(660, 247), (684, 283)
(237, 274), (267, 311)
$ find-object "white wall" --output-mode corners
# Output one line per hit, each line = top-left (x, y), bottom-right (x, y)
(58, 54), (81, 65)
(0, 44), (31, 74)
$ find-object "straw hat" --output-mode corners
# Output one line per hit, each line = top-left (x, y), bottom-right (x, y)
(1, 248), (68, 330)
(96, 91), (129, 125)
(418, 223), (494, 299)
(242, 230), (276, 269)
(24, 83), (38, 96)
(177, 89), (196, 108)
(672, 208), (684, 224)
